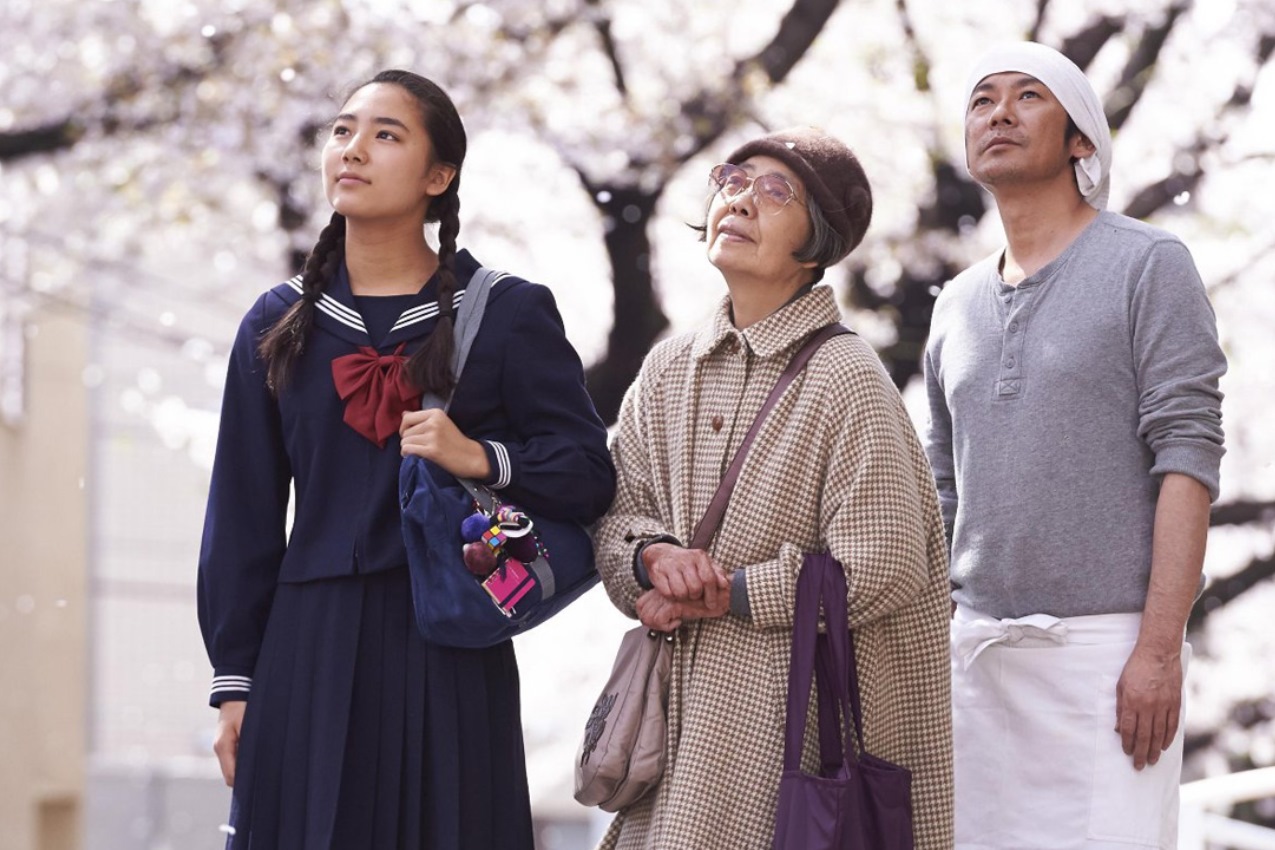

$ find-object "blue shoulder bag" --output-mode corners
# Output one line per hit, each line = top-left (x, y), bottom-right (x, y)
(399, 267), (600, 648)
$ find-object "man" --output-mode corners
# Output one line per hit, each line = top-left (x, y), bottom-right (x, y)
(924, 42), (1226, 849)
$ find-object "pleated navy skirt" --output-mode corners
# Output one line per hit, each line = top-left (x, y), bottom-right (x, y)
(226, 567), (534, 850)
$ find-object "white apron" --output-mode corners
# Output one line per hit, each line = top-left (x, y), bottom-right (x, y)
(951, 604), (1189, 850)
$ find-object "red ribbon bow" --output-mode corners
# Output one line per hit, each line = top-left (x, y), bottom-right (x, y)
(330, 344), (422, 448)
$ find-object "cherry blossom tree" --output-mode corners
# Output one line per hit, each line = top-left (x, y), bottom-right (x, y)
(4, 0), (1274, 817)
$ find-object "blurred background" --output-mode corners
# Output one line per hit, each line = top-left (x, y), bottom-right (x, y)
(2, 0), (1273, 847)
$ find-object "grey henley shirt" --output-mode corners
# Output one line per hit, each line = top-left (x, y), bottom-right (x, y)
(923, 211), (1226, 619)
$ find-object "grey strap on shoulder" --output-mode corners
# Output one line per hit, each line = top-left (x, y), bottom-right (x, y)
(420, 266), (506, 413)
(419, 265), (559, 600)
(687, 323), (852, 551)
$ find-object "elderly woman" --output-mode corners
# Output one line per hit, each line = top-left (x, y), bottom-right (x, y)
(593, 128), (954, 850)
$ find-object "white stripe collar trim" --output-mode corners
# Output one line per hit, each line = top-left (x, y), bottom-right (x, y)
(390, 291), (467, 332)
(286, 277), (366, 332)
(286, 278), (476, 336)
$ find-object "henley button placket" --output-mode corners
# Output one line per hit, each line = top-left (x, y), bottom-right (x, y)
(997, 287), (1031, 399)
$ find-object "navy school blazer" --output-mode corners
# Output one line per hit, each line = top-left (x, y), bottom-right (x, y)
(197, 249), (616, 705)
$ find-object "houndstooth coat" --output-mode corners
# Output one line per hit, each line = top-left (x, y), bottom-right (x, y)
(594, 286), (954, 850)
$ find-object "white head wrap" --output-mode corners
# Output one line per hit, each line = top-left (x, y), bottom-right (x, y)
(964, 41), (1112, 210)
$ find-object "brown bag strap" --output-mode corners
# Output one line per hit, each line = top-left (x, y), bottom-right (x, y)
(687, 323), (851, 550)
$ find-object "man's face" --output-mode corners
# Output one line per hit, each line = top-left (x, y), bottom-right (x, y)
(964, 72), (1094, 191)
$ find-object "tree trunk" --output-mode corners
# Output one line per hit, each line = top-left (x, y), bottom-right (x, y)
(582, 183), (667, 422)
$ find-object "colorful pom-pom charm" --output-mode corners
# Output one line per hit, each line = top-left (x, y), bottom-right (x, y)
(504, 534), (538, 563)
(463, 541), (499, 576)
(460, 512), (490, 543)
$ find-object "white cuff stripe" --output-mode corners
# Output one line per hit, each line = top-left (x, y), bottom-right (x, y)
(487, 441), (511, 488)
(497, 441), (512, 488)
(210, 676), (252, 696)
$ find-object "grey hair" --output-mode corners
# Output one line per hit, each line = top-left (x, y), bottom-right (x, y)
(792, 194), (847, 274)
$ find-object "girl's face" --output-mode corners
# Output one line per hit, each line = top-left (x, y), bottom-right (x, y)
(321, 83), (456, 222)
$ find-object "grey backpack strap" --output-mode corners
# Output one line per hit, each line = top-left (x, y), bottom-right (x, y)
(450, 267), (503, 387)
(420, 266), (505, 412)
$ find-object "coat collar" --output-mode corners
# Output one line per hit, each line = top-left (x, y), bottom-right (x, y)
(691, 284), (844, 362)
(285, 249), (482, 348)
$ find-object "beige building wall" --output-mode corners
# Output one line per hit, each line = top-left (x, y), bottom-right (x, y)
(0, 308), (88, 850)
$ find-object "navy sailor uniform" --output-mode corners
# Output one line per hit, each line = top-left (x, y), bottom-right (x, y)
(197, 249), (615, 849)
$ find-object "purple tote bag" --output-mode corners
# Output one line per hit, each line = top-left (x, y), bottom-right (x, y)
(771, 552), (914, 850)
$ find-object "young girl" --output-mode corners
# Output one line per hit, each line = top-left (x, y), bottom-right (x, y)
(197, 69), (615, 849)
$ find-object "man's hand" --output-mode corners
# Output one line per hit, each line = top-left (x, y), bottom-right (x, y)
(1116, 473), (1208, 770)
(213, 701), (247, 787)
(400, 409), (490, 479)
(642, 543), (729, 610)
(1115, 644), (1183, 770)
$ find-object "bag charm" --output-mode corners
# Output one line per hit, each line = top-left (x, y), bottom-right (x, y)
(461, 540), (498, 575)
(455, 502), (542, 616)
(459, 505), (541, 576)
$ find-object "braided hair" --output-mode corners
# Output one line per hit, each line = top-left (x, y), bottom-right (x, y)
(388, 68), (467, 397)
(258, 212), (346, 392)
(258, 70), (467, 397)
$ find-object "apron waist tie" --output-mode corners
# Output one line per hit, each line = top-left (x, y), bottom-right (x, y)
(952, 612), (1069, 670)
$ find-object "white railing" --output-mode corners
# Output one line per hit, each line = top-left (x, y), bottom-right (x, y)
(1181, 767), (1275, 850)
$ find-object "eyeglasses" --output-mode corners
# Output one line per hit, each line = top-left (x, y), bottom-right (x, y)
(708, 163), (799, 215)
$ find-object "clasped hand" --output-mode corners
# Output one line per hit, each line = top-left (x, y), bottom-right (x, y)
(636, 543), (731, 632)
(399, 409), (491, 480)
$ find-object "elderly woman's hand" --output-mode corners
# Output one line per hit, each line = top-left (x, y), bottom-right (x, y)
(641, 543), (730, 610)
(636, 587), (731, 632)
(636, 589), (684, 632)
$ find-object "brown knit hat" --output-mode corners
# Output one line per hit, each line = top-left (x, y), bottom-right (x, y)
(726, 127), (873, 261)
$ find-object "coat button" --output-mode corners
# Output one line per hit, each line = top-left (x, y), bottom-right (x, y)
(711, 415), (724, 432)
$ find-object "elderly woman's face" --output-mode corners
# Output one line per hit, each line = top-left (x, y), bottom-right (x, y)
(706, 155), (813, 283)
